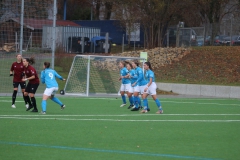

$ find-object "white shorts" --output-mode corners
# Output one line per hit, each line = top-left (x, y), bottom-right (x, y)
(120, 84), (131, 92)
(43, 87), (59, 96)
(147, 82), (157, 95)
(140, 83), (157, 95)
(129, 85), (140, 93)
(139, 85), (148, 94)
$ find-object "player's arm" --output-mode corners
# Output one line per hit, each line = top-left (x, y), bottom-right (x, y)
(125, 73), (130, 78)
(22, 75), (35, 81)
(133, 70), (142, 85)
(22, 70), (36, 81)
(147, 77), (152, 88)
(121, 70), (129, 79)
(10, 64), (14, 76)
(40, 70), (45, 84)
(54, 71), (66, 81)
(10, 71), (13, 76)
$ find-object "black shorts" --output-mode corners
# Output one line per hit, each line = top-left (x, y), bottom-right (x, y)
(25, 83), (39, 94)
(13, 82), (26, 89)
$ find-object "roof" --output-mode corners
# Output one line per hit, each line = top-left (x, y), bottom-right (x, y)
(10, 18), (80, 30)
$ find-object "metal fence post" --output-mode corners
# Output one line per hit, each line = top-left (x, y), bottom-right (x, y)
(176, 26), (179, 47)
(230, 16), (233, 46)
(105, 32), (109, 53)
(51, 0), (57, 69)
(19, 0), (24, 55)
(122, 34), (124, 53)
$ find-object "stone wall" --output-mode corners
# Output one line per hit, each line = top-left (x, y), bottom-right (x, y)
(111, 47), (191, 69)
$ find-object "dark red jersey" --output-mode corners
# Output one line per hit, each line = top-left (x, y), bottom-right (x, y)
(24, 65), (40, 84)
(10, 61), (25, 82)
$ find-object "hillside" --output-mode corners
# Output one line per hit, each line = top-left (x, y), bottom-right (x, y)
(155, 46), (240, 86)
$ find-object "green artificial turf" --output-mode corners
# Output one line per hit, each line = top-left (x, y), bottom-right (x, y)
(0, 97), (240, 160)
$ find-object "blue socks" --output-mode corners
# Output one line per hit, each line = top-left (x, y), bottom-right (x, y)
(42, 97), (63, 112)
(143, 99), (148, 109)
(134, 96), (139, 108)
(51, 97), (63, 106)
(121, 95), (126, 104)
(41, 100), (47, 112)
(138, 96), (142, 106)
(155, 99), (162, 110)
(129, 96), (134, 105)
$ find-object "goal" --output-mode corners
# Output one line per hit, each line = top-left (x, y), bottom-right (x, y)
(64, 55), (146, 96)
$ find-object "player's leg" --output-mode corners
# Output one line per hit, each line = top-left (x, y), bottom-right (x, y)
(119, 84), (126, 107)
(141, 93), (149, 113)
(50, 87), (65, 110)
(29, 84), (39, 112)
(125, 84), (133, 108)
(138, 94), (142, 109)
(127, 89), (134, 109)
(41, 88), (52, 114)
(25, 83), (33, 111)
(20, 82), (28, 108)
(150, 82), (163, 114)
(41, 94), (49, 114)
(131, 90), (140, 111)
(11, 82), (18, 108)
(152, 94), (163, 114)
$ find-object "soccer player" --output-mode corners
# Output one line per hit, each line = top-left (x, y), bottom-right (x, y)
(40, 62), (66, 114)
(141, 62), (163, 114)
(22, 57), (40, 112)
(125, 62), (135, 109)
(10, 54), (28, 108)
(118, 61), (131, 107)
(130, 60), (147, 111)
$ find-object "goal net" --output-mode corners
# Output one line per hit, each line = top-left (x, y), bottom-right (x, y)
(64, 55), (146, 96)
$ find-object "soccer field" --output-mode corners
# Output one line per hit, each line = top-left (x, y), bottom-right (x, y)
(0, 96), (240, 160)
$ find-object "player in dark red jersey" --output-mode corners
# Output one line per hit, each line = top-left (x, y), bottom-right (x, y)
(10, 54), (28, 109)
(22, 57), (40, 112)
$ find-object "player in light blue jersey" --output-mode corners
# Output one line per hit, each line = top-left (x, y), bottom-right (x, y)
(40, 62), (66, 114)
(119, 61), (132, 107)
(130, 60), (147, 111)
(125, 62), (135, 109)
(141, 62), (163, 114)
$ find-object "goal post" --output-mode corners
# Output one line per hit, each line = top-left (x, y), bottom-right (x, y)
(64, 55), (146, 96)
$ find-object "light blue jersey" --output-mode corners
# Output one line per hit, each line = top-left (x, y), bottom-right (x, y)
(145, 69), (155, 83)
(129, 69), (137, 86)
(41, 68), (63, 88)
(120, 67), (130, 84)
(135, 67), (147, 86)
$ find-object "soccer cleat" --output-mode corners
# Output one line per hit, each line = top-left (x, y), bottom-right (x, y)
(156, 110), (163, 114)
(31, 109), (38, 112)
(127, 104), (134, 109)
(26, 106), (33, 111)
(139, 106), (143, 109)
(39, 111), (46, 114)
(131, 107), (139, 111)
(61, 105), (66, 110)
(120, 104), (126, 107)
(25, 104), (29, 109)
(147, 108), (150, 112)
(11, 104), (16, 108)
(141, 110), (148, 113)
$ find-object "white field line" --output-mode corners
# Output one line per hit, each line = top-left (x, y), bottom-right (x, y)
(0, 116), (239, 122)
(1, 99), (240, 106)
(0, 96), (236, 100)
(0, 100), (24, 102)
(0, 114), (240, 117)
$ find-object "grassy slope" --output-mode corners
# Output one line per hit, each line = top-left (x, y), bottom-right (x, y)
(55, 46), (240, 90)
(155, 46), (240, 86)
